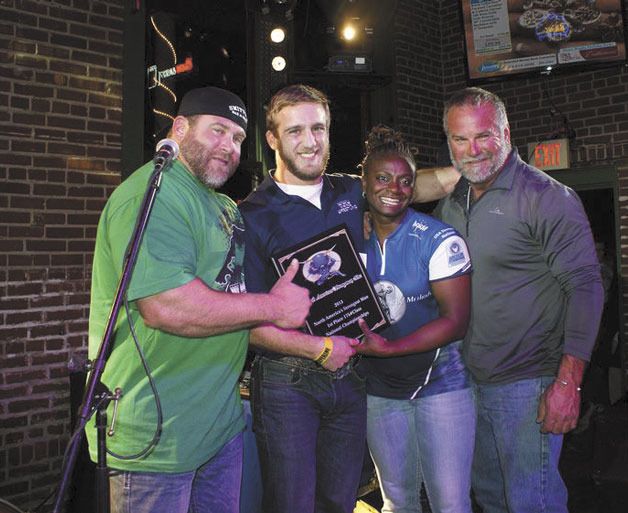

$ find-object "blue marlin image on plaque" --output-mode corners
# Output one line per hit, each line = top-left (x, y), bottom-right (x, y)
(271, 224), (389, 339)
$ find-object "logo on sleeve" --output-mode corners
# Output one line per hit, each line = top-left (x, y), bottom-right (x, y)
(447, 241), (466, 267)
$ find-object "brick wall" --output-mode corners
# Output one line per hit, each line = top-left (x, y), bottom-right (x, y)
(392, 0), (446, 167)
(0, 0), (123, 509)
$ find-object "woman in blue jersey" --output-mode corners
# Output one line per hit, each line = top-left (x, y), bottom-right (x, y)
(356, 125), (475, 513)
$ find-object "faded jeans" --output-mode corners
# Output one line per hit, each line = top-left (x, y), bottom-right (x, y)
(472, 376), (568, 513)
(109, 431), (243, 513)
(366, 388), (476, 513)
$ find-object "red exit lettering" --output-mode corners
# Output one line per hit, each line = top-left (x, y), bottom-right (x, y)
(534, 143), (561, 168)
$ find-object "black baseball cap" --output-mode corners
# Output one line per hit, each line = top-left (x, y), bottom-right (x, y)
(177, 86), (248, 131)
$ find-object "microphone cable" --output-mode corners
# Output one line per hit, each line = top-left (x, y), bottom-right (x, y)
(104, 295), (164, 461)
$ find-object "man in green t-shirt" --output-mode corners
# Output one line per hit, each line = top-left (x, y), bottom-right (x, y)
(86, 86), (311, 513)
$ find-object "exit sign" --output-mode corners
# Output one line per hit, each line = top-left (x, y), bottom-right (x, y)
(527, 138), (570, 171)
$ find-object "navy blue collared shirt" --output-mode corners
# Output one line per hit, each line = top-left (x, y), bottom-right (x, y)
(239, 171), (364, 295)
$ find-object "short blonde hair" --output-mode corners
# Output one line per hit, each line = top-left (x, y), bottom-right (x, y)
(266, 84), (331, 134)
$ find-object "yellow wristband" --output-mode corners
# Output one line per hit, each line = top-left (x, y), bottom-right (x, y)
(314, 337), (334, 365)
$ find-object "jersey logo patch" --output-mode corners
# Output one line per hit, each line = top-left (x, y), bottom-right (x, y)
(447, 241), (466, 267)
(374, 280), (406, 324)
(336, 199), (358, 215)
(412, 220), (429, 232)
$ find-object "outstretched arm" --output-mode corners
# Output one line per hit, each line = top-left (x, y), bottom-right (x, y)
(137, 259), (311, 337)
(412, 166), (461, 203)
(250, 324), (360, 372)
(357, 274), (470, 357)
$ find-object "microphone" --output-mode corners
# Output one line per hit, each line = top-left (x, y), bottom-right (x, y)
(153, 138), (180, 171)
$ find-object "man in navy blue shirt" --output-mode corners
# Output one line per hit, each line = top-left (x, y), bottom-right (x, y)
(239, 84), (365, 513)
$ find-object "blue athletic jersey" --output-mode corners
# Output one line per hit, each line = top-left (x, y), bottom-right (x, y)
(362, 209), (472, 399)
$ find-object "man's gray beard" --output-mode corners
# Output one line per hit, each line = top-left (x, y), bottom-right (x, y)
(180, 137), (235, 189)
(197, 170), (229, 189)
(449, 145), (509, 185)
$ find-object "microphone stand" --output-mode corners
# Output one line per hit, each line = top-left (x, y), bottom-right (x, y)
(53, 156), (173, 513)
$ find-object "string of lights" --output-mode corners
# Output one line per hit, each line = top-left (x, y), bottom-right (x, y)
(149, 14), (178, 132)
(150, 15), (177, 64)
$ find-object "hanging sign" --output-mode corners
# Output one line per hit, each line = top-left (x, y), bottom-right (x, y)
(528, 138), (570, 171)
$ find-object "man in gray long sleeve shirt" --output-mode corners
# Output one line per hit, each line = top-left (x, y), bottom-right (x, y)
(432, 87), (603, 513)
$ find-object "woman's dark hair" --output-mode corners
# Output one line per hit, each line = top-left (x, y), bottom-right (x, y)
(359, 125), (416, 176)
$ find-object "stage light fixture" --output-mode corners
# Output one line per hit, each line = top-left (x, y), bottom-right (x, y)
(271, 55), (286, 71)
(341, 23), (357, 41)
(270, 27), (286, 43)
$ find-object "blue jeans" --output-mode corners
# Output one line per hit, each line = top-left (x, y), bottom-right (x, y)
(366, 388), (476, 513)
(240, 399), (262, 513)
(251, 356), (367, 513)
(472, 376), (568, 513)
(109, 431), (243, 513)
